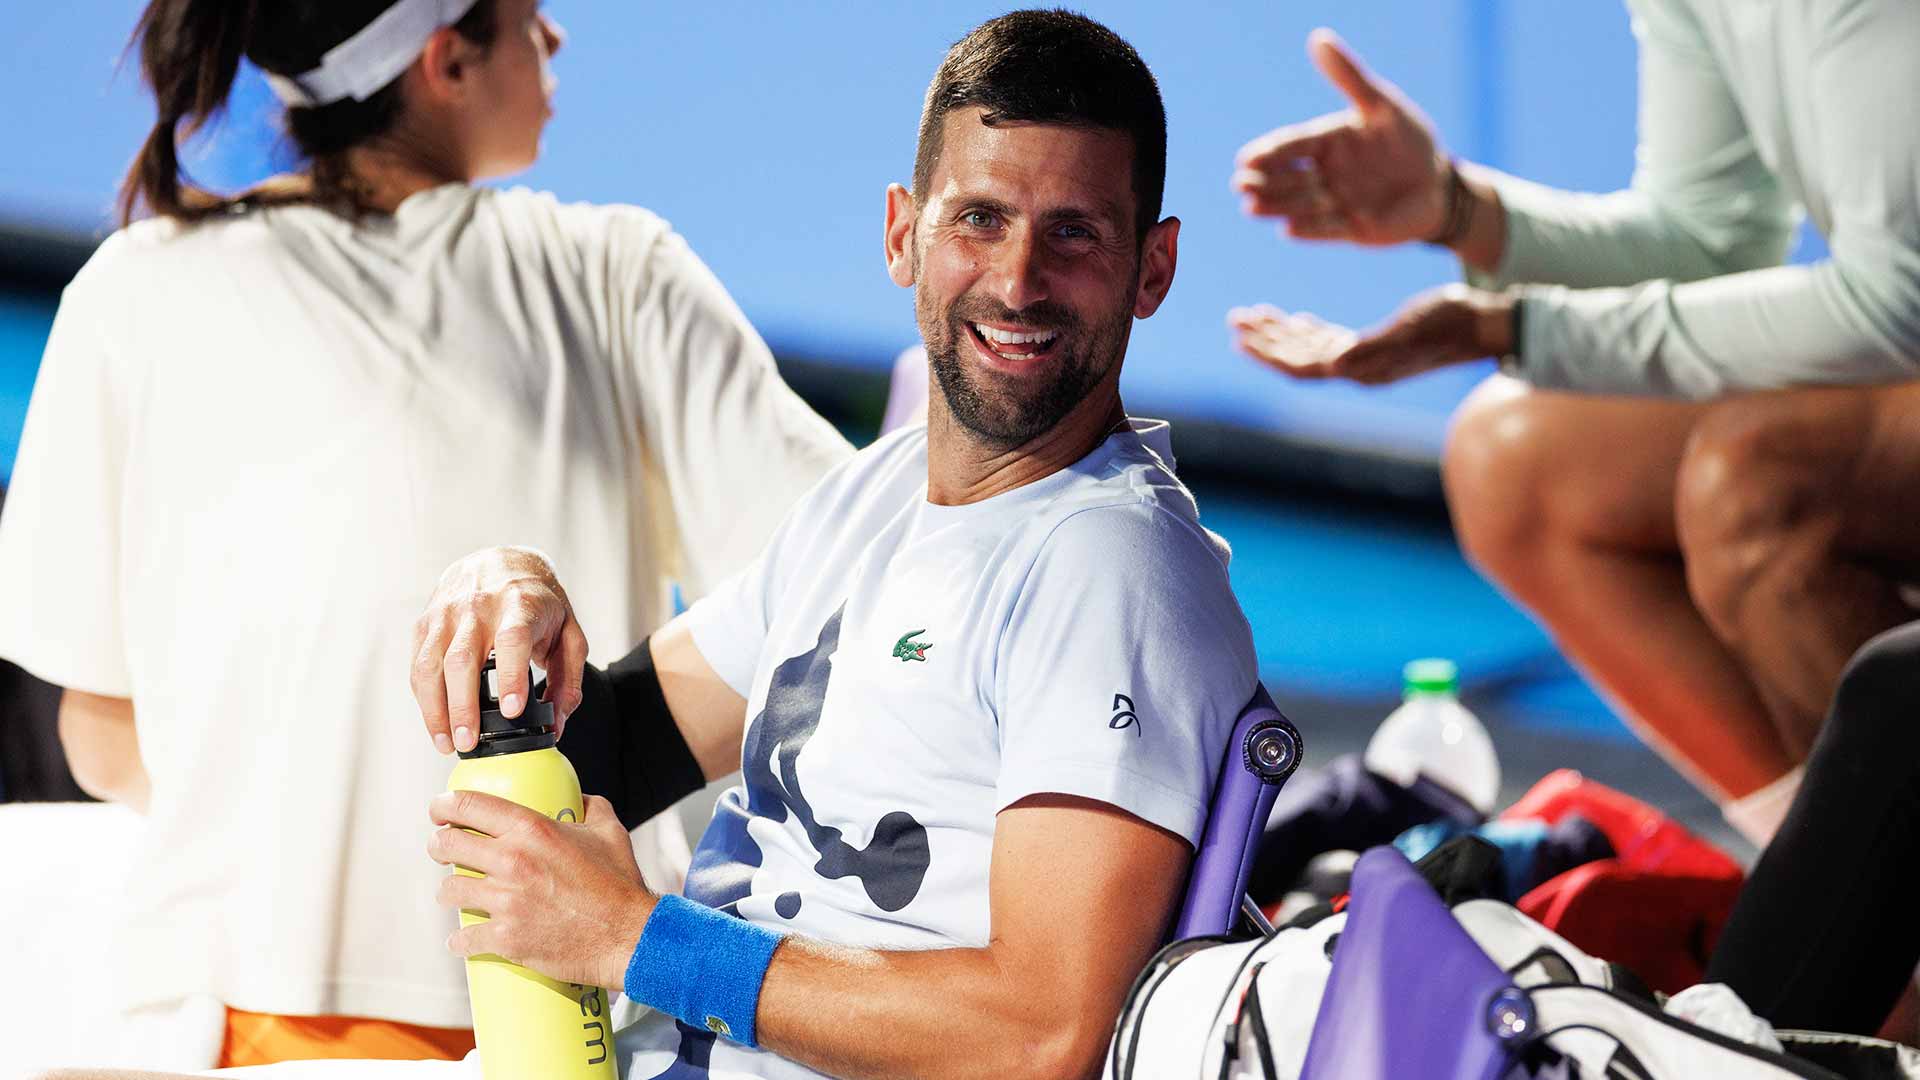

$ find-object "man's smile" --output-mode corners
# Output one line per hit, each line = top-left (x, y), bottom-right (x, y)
(965, 319), (1064, 370)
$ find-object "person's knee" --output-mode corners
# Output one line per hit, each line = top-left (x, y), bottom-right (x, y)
(1443, 377), (1556, 582)
(1675, 397), (1837, 631)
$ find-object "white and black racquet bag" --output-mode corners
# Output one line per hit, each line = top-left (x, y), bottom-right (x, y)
(1109, 844), (1920, 1080)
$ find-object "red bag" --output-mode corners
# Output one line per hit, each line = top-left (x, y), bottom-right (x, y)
(1501, 769), (1744, 994)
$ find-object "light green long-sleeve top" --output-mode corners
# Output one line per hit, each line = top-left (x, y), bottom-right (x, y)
(1475, 0), (1920, 399)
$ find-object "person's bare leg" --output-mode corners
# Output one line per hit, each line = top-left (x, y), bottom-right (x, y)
(1444, 375), (1793, 801)
(1677, 382), (1920, 758)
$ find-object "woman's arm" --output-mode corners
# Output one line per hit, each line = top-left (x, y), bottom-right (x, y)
(57, 690), (149, 812)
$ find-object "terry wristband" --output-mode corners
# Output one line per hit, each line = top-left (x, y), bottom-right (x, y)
(625, 894), (785, 1047)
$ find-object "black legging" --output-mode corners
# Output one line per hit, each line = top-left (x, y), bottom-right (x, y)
(1707, 619), (1920, 1035)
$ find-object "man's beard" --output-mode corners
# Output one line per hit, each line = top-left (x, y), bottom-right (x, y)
(919, 291), (1132, 451)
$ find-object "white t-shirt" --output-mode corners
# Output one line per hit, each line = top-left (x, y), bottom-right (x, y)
(0, 184), (850, 1036)
(613, 420), (1260, 1080)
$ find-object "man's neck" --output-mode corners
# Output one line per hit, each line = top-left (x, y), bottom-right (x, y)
(925, 387), (1128, 506)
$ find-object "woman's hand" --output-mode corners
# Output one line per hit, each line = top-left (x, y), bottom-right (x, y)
(410, 545), (588, 754)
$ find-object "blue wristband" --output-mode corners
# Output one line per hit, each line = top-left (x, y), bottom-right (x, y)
(624, 894), (785, 1047)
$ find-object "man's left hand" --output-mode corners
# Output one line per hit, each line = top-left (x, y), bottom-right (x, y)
(1228, 285), (1515, 385)
(429, 791), (654, 991)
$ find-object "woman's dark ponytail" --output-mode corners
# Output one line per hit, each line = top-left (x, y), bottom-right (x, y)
(117, 0), (501, 227)
(118, 0), (260, 225)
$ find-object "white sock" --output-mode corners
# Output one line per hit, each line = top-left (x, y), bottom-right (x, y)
(1722, 765), (1805, 849)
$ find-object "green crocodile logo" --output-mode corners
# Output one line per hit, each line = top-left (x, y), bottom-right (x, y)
(892, 630), (932, 662)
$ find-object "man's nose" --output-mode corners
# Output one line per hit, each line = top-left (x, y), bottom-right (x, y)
(541, 14), (567, 57)
(987, 228), (1050, 312)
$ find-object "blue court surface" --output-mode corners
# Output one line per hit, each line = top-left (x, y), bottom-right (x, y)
(2, 286), (1726, 843)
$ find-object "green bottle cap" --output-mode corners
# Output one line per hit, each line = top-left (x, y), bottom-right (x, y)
(1402, 658), (1459, 697)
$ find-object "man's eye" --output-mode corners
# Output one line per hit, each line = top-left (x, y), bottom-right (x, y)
(1056, 223), (1093, 240)
(963, 210), (998, 229)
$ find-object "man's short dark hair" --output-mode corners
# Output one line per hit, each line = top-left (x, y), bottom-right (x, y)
(912, 9), (1168, 242)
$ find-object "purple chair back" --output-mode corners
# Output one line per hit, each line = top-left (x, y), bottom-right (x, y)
(1172, 684), (1303, 939)
(1300, 847), (1529, 1080)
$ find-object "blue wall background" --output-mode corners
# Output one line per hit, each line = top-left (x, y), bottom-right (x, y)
(3, 2), (1658, 462)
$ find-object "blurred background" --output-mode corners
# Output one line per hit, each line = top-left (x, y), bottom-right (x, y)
(3, 1), (1826, 839)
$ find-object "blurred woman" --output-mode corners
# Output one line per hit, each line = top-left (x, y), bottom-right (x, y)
(0, 0), (848, 1069)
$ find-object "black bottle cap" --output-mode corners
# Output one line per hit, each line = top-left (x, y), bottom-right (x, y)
(457, 654), (558, 759)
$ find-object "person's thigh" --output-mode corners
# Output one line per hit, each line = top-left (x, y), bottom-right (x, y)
(1445, 373), (1711, 558)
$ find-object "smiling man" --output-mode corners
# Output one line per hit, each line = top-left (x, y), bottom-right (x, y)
(406, 12), (1259, 1080)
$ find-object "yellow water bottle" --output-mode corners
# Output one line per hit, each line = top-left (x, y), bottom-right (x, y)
(448, 656), (619, 1080)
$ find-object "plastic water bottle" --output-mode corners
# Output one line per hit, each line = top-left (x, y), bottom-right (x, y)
(448, 657), (618, 1080)
(1363, 658), (1501, 815)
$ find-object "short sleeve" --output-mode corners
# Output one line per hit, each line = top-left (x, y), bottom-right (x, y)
(625, 227), (852, 600)
(678, 523), (786, 701)
(0, 253), (133, 695)
(994, 504), (1259, 847)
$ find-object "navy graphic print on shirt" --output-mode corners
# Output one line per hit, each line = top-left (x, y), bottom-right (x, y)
(684, 605), (931, 919)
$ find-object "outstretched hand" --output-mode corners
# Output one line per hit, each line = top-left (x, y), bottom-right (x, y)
(1232, 29), (1451, 246)
(410, 545), (588, 754)
(1228, 285), (1515, 385)
(430, 790), (654, 991)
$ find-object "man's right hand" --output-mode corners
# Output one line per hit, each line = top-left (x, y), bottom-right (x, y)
(1232, 28), (1451, 247)
(410, 546), (588, 755)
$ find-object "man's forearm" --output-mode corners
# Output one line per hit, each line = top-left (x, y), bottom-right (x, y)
(755, 939), (1118, 1080)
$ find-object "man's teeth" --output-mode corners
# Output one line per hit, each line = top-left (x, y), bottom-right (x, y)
(974, 323), (1058, 347)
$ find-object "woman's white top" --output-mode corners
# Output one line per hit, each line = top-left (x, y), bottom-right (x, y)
(1475, 0), (1920, 398)
(0, 183), (851, 1030)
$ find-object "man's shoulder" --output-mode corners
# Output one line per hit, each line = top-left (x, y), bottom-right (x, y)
(1031, 429), (1226, 578)
(1034, 491), (1232, 589)
(779, 423), (929, 533)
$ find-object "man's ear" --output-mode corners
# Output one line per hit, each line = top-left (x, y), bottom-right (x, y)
(1132, 216), (1180, 319)
(884, 183), (917, 288)
(416, 25), (484, 104)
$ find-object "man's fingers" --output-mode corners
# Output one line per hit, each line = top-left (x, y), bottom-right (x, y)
(432, 788), (546, 841)
(436, 868), (511, 915)
(547, 619), (590, 730)
(443, 616), (488, 752)
(1308, 28), (1392, 117)
(491, 609), (539, 721)
(581, 793), (629, 842)
(410, 613), (456, 755)
(428, 822), (511, 875)
(447, 921), (508, 962)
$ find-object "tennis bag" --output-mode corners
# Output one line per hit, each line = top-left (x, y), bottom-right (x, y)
(1110, 842), (1920, 1080)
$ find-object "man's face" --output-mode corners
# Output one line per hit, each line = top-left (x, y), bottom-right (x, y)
(899, 110), (1157, 449)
